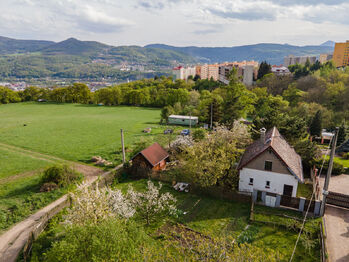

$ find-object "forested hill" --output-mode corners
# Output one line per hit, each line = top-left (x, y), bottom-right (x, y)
(145, 43), (334, 64)
(0, 36), (54, 54)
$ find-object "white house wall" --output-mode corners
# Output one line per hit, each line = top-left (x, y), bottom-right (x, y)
(239, 168), (298, 197)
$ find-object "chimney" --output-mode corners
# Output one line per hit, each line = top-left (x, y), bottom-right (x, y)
(260, 128), (266, 143)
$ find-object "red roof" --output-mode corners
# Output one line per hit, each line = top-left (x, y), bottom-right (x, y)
(137, 143), (169, 167)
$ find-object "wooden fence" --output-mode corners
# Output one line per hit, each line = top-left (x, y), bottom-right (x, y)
(319, 218), (328, 262)
(327, 191), (349, 209)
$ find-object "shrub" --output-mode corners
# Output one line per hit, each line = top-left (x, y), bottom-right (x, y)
(192, 129), (206, 141)
(41, 165), (83, 188)
(42, 219), (151, 262)
(345, 153), (349, 160)
(316, 159), (344, 176)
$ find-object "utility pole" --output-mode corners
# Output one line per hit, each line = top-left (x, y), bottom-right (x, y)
(210, 103), (213, 129)
(320, 127), (339, 216)
(121, 128), (126, 164)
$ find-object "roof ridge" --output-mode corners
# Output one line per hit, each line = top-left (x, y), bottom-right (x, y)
(270, 126), (276, 146)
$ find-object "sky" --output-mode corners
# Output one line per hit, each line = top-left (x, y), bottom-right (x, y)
(0, 0), (349, 47)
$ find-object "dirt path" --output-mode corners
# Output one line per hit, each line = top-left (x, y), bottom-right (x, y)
(0, 142), (103, 184)
(0, 165), (119, 262)
(0, 142), (110, 262)
(319, 174), (349, 197)
(324, 206), (349, 262)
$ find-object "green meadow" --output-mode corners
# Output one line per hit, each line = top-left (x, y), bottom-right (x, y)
(0, 102), (166, 231)
(0, 102), (164, 163)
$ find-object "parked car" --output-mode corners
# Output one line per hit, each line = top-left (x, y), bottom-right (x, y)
(180, 129), (190, 136)
(164, 129), (173, 134)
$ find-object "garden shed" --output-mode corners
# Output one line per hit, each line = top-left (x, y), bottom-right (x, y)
(132, 143), (169, 171)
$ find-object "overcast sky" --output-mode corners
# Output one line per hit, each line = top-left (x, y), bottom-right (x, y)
(1, 0), (348, 47)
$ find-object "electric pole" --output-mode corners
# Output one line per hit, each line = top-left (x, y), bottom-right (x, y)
(121, 129), (126, 164)
(210, 102), (213, 129)
(320, 127), (339, 216)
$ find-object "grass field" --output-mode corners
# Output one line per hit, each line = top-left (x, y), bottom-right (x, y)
(0, 102), (169, 232)
(0, 102), (165, 164)
(29, 179), (320, 262)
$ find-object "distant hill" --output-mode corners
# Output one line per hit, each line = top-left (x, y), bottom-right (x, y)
(320, 41), (335, 48)
(0, 36), (54, 54)
(40, 37), (110, 56)
(145, 43), (334, 64)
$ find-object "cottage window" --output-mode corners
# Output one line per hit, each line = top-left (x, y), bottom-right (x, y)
(264, 161), (273, 171)
(265, 181), (270, 188)
(249, 178), (254, 185)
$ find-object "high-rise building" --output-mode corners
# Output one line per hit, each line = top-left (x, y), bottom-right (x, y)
(172, 66), (196, 80)
(218, 61), (259, 86)
(283, 55), (316, 67)
(333, 41), (349, 68)
(319, 54), (333, 64)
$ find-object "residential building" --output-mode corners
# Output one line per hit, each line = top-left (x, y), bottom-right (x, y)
(283, 55), (317, 67)
(238, 127), (304, 197)
(131, 143), (169, 171)
(198, 64), (220, 81)
(319, 54), (333, 64)
(218, 61), (259, 86)
(271, 65), (291, 76)
(168, 115), (198, 126)
(172, 66), (196, 80)
(333, 41), (349, 68)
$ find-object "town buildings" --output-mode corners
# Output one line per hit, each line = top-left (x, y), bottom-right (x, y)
(238, 127), (304, 198)
(319, 54), (333, 64)
(217, 61), (259, 86)
(333, 41), (349, 68)
(271, 65), (291, 76)
(283, 55), (317, 67)
(172, 66), (196, 80)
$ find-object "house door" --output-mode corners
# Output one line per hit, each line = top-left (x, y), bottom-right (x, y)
(283, 185), (293, 197)
(265, 195), (276, 207)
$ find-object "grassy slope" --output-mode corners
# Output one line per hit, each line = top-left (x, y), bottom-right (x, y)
(0, 148), (50, 179)
(114, 179), (319, 261)
(0, 102), (163, 163)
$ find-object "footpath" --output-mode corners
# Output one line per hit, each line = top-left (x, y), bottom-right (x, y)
(0, 143), (119, 262)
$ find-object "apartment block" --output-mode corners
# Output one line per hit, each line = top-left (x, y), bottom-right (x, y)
(283, 55), (317, 67)
(319, 54), (333, 64)
(218, 61), (259, 86)
(172, 66), (196, 80)
(333, 41), (349, 68)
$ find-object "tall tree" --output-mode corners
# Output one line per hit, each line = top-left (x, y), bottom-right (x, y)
(257, 61), (272, 80)
(309, 110), (323, 137)
(337, 122), (347, 146)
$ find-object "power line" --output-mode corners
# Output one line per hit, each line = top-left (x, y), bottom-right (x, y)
(289, 136), (334, 262)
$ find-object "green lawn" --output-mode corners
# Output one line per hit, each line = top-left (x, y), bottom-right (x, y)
(0, 102), (166, 164)
(0, 175), (67, 233)
(0, 148), (51, 179)
(333, 156), (349, 168)
(113, 179), (319, 261)
(29, 178), (320, 261)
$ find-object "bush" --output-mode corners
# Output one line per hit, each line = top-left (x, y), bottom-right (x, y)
(345, 153), (349, 160)
(42, 219), (151, 262)
(317, 159), (344, 175)
(41, 165), (83, 188)
(192, 129), (206, 141)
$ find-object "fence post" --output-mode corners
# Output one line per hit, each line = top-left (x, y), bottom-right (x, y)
(252, 190), (258, 202)
(314, 200), (322, 217)
(275, 194), (281, 207)
(299, 197), (306, 212)
(261, 191), (266, 204)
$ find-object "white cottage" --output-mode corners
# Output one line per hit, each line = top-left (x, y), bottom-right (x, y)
(238, 127), (304, 197)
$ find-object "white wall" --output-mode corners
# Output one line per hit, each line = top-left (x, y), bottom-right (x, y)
(239, 168), (298, 197)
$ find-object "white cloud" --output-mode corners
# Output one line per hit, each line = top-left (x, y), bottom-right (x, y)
(0, 0), (348, 46)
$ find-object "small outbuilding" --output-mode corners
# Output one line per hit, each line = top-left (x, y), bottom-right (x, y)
(132, 143), (169, 171)
(168, 115), (198, 126)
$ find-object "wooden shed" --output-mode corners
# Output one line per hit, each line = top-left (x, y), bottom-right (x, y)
(132, 143), (169, 171)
